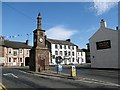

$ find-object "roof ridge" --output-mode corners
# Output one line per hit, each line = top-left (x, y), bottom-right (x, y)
(5, 40), (26, 44)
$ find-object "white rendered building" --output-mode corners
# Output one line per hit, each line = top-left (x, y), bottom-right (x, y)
(89, 19), (119, 69)
(76, 49), (86, 64)
(46, 39), (86, 65)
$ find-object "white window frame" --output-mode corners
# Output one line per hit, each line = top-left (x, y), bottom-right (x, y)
(18, 49), (23, 54)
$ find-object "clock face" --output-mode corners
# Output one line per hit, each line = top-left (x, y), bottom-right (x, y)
(39, 38), (43, 43)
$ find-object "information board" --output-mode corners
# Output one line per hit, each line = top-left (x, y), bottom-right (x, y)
(96, 40), (111, 50)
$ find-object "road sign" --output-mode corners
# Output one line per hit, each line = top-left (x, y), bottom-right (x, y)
(57, 64), (62, 74)
(71, 65), (76, 77)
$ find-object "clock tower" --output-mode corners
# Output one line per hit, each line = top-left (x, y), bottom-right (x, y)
(29, 13), (50, 72)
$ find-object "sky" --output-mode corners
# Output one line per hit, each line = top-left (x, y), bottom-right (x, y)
(1, 1), (118, 49)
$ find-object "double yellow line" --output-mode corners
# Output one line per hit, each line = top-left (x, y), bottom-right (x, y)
(0, 83), (7, 90)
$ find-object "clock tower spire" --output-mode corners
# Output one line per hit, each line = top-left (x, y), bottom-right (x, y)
(37, 12), (42, 29)
(29, 13), (50, 72)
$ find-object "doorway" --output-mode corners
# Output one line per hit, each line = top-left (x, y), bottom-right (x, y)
(25, 57), (29, 66)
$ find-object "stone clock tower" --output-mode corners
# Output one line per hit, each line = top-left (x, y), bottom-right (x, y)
(29, 13), (49, 72)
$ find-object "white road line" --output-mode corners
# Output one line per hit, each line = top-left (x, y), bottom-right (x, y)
(18, 70), (120, 87)
(76, 78), (120, 87)
(19, 70), (62, 79)
(19, 70), (27, 74)
(3, 73), (18, 78)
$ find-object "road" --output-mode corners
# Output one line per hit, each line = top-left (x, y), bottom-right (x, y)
(1, 67), (120, 90)
(50, 66), (119, 84)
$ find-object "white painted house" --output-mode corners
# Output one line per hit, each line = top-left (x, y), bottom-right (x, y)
(89, 19), (119, 69)
(76, 49), (86, 64)
(46, 39), (86, 65)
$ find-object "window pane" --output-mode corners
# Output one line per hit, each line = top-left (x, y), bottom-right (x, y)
(13, 51), (17, 56)
(72, 58), (74, 62)
(72, 52), (74, 56)
(60, 45), (62, 49)
(55, 51), (58, 55)
(9, 58), (11, 62)
(60, 51), (62, 56)
(8, 48), (11, 54)
(55, 44), (58, 49)
(18, 49), (22, 54)
(64, 45), (66, 49)
(64, 51), (67, 56)
(68, 51), (71, 56)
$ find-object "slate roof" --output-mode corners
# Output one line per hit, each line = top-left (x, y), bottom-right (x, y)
(0, 40), (32, 49)
(47, 38), (77, 46)
(77, 48), (83, 52)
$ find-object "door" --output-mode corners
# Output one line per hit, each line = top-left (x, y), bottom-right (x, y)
(40, 59), (45, 70)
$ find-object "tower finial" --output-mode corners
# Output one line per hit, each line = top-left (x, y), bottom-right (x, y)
(38, 12), (41, 16)
(37, 12), (42, 29)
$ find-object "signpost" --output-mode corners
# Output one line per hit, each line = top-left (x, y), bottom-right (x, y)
(57, 63), (62, 74)
(71, 65), (76, 77)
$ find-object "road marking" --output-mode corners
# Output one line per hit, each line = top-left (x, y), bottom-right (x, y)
(76, 78), (120, 87)
(19, 70), (27, 74)
(18, 69), (120, 87)
(19, 70), (62, 80)
(3, 73), (18, 78)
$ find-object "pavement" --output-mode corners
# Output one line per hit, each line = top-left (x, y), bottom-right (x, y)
(24, 69), (76, 79)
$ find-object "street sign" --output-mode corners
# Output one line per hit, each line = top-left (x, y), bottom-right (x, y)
(71, 65), (76, 77)
(57, 64), (62, 74)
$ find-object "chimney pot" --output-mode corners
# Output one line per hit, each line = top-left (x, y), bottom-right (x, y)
(100, 19), (107, 28)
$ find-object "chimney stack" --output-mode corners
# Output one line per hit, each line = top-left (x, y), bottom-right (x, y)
(66, 39), (71, 42)
(100, 19), (107, 28)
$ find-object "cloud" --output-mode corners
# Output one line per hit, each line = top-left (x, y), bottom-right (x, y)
(46, 25), (77, 40)
(91, 0), (118, 15)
